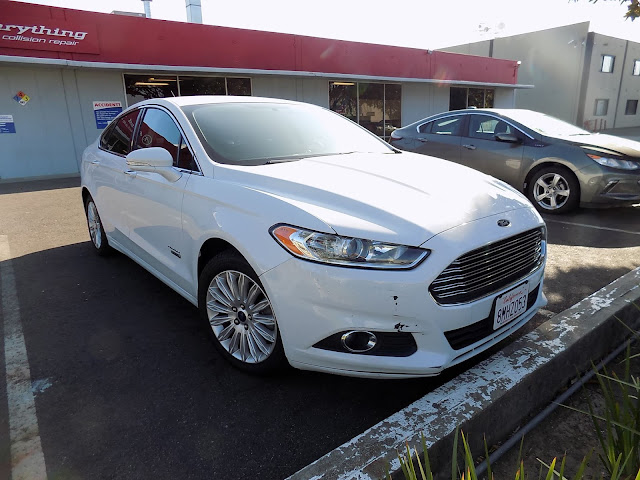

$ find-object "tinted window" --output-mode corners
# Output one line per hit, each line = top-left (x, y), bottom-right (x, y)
(183, 102), (393, 165)
(134, 108), (197, 171)
(432, 116), (463, 136)
(100, 109), (141, 156)
(468, 115), (515, 140)
(418, 121), (432, 134)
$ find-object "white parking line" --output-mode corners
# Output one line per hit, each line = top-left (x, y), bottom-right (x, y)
(1, 235), (48, 480)
(543, 218), (640, 236)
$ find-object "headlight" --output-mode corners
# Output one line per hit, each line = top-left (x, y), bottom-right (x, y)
(270, 224), (430, 269)
(587, 153), (639, 170)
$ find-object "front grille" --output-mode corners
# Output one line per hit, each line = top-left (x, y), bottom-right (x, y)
(444, 285), (540, 350)
(430, 228), (544, 305)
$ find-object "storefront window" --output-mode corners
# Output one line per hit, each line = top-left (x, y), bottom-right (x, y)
(329, 81), (401, 139)
(227, 78), (252, 96)
(449, 87), (494, 110)
(179, 76), (226, 95)
(125, 75), (179, 106)
(385, 84), (402, 136)
(329, 82), (357, 122)
(449, 87), (467, 110)
(124, 74), (252, 106)
(359, 83), (384, 136)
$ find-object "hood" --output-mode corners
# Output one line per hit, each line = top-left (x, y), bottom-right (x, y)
(216, 152), (536, 246)
(553, 133), (640, 158)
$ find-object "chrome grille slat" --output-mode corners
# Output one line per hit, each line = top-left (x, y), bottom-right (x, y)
(433, 241), (542, 281)
(444, 230), (541, 267)
(431, 255), (542, 297)
(430, 228), (544, 304)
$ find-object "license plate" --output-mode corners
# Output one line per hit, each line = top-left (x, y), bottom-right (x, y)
(493, 282), (529, 330)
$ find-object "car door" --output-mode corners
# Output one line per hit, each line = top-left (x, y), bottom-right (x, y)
(121, 106), (199, 293)
(459, 114), (526, 186)
(90, 108), (142, 247)
(412, 114), (464, 162)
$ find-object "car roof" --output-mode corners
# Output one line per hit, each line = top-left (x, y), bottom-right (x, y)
(137, 95), (302, 108)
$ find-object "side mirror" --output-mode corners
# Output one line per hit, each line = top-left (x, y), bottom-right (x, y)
(495, 133), (521, 144)
(126, 147), (182, 182)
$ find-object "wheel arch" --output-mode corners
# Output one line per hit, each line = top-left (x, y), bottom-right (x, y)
(197, 238), (244, 281)
(523, 160), (581, 199)
(81, 186), (91, 206)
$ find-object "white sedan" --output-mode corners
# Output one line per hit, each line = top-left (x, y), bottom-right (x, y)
(81, 96), (547, 378)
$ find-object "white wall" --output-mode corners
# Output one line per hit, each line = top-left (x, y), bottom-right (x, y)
(494, 88), (516, 108)
(0, 65), (79, 180)
(401, 83), (449, 125)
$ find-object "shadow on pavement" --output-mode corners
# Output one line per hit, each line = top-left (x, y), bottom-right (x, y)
(0, 176), (80, 195)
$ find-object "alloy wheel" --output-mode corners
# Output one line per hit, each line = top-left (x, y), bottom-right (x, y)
(87, 201), (103, 249)
(533, 172), (571, 210)
(205, 270), (277, 364)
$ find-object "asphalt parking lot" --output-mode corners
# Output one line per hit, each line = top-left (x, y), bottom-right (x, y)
(0, 177), (638, 480)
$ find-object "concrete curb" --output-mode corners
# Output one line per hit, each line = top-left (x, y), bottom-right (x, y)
(288, 267), (640, 480)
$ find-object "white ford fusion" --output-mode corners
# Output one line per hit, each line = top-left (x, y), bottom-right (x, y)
(81, 96), (547, 378)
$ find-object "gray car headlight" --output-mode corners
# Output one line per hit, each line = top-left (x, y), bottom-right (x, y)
(270, 224), (429, 269)
(587, 153), (639, 170)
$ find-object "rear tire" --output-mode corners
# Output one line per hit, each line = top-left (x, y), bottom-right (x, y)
(198, 252), (287, 374)
(526, 166), (579, 214)
(84, 195), (111, 256)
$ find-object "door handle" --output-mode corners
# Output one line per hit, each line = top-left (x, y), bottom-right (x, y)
(417, 138), (429, 143)
(463, 144), (476, 150)
(124, 170), (137, 177)
(91, 160), (100, 165)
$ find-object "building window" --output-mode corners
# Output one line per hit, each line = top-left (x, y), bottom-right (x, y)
(449, 87), (494, 110)
(601, 55), (615, 73)
(634, 60), (640, 76)
(626, 99), (638, 115)
(594, 99), (609, 116)
(124, 74), (252, 106)
(329, 81), (401, 139)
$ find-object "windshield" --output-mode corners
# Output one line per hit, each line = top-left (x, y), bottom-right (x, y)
(182, 102), (394, 165)
(505, 110), (590, 136)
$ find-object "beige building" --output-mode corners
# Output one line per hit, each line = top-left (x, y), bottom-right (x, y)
(443, 22), (640, 130)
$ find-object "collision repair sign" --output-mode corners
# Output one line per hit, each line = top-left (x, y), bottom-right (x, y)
(93, 101), (122, 129)
(0, 115), (16, 134)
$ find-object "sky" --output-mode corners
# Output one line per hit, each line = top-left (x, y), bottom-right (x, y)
(14, 0), (640, 49)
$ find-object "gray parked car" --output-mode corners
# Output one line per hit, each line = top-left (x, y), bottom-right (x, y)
(389, 108), (640, 213)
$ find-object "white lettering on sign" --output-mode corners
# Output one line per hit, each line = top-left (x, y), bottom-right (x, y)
(0, 24), (88, 40)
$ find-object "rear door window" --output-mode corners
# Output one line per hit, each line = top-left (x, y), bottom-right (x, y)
(431, 116), (464, 136)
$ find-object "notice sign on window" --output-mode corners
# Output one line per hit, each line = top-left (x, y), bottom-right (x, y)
(0, 115), (16, 134)
(93, 101), (123, 129)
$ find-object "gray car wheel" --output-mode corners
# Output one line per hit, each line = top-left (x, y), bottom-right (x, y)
(527, 166), (579, 214)
(198, 252), (287, 374)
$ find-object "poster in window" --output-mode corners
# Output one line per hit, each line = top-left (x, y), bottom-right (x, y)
(93, 101), (123, 129)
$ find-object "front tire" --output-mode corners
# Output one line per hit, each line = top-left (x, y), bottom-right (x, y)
(526, 166), (579, 214)
(198, 252), (287, 374)
(84, 195), (111, 256)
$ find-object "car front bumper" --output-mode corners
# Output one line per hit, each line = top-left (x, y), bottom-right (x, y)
(577, 163), (640, 207)
(259, 208), (547, 378)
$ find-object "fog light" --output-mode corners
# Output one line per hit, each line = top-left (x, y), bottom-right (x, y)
(341, 331), (377, 353)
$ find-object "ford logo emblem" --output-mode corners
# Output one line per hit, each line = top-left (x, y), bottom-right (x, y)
(497, 219), (511, 227)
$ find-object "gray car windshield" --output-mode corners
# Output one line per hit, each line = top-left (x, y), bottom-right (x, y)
(505, 110), (590, 137)
(182, 102), (394, 165)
